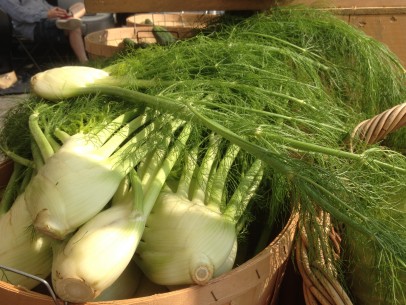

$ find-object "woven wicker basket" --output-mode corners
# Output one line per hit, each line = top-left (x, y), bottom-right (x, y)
(0, 156), (298, 305)
(84, 25), (204, 59)
(84, 27), (159, 59)
(125, 13), (219, 30)
(85, 13), (220, 59)
(295, 102), (406, 305)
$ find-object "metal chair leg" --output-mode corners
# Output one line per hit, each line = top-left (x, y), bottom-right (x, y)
(14, 36), (42, 72)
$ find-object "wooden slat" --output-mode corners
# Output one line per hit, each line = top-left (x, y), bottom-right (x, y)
(84, 0), (406, 14)
(278, 0), (406, 8)
(318, 7), (406, 15)
(84, 0), (274, 13)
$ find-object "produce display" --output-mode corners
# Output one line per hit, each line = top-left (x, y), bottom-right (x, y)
(0, 7), (405, 305)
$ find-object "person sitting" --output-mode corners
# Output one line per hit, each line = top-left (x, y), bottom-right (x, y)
(0, 0), (88, 64)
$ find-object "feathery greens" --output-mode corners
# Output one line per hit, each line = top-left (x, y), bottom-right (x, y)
(1, 6), (405, 304)
(31, 8), (405, 303)
(344, 188), (406, 305)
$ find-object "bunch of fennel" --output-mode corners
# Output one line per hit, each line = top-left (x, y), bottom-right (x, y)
(29, 8), (406, 304)
(2, 6), (405, 304)
(0, 95), (176, 291)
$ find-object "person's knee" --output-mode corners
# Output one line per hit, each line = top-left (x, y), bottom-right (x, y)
(69, 2), (86, 18)
(68, 27), (83, 37)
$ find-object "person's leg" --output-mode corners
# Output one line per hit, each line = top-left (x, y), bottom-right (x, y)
(0, 9), (17, 89)
(56, 3), (86, 30)
(34, 19), (88, 64)
(56, 18), (82, 31)
(69, 2), (86, 18)
(68, 27), (88, 63)
(55, 3), (88, 63)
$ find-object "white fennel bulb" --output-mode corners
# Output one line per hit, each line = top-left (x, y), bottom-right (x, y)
(24, 135), (125, 240)
(30, 66), (112, 101)
(0, 194), (52, 289)
(136, 190), (237, 285)
(52, 200), (145, 303)
(24, 107), (173, 240)
(135, 136), (264, 286)
(51, 123), (192, 302)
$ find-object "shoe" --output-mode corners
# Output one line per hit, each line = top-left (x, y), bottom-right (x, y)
(0, 79), (30, 96)
(0, 71), (18, 90)
(68, 2), (86, 18)
(56, 17), (82, 31)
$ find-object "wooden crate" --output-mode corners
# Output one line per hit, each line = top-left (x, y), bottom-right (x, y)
(275, 0), (406, 66)
(347, 10), (406, 66)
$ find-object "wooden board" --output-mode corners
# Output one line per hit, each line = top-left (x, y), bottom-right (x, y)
(277, 0), (406, 14)
(348, 12), (406, 66)
(84, 0), (274, 13)
(276, 0), (406, 8)
(84, 0), (406, 13)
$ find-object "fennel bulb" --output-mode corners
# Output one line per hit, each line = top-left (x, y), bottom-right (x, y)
(51, 123), (192, 302)
(24, 135), (125, 240)
(52, 199), (145, 302)
(136, 190), (237, 285)
(30, 66), (113, 101)
(94, 260), (141, 301)
(0, 194), (52, 289)
(135, 137), (264, 285)
(24, 107), (173, 240)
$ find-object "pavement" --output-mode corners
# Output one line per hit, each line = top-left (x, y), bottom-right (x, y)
(0, 93), (28, 120)
(0, 93), (29, 163)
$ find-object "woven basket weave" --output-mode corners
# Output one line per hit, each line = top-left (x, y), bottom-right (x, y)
(295, 102), (406, 305)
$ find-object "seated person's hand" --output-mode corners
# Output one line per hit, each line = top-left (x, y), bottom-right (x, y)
(48, 7), (70, 19)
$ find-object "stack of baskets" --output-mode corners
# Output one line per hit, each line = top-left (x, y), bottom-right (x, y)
(84, 12), (220, 59)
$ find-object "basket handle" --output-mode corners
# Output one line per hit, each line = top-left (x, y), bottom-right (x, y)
(350, 102), (406, 150)
(295, 211), (353, 305)
(0, 264), (61, 305)
(296, 103), (405, 305)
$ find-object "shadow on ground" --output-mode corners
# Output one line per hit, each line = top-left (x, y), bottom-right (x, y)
(1, 40), (78, 96)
